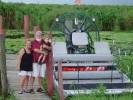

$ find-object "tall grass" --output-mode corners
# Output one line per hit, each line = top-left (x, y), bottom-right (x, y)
(66, 84), (133, 100)
(0, 3), (133, 31)
(68, 94), (133, 100)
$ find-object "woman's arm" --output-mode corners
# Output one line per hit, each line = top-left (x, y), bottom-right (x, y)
(16, 49), (24, 71)
(34, 48), (45, 54)
(40, 45), (43, 51)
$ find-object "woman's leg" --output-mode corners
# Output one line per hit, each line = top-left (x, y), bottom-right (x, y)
(37, 76), (44, 93)
(38, 77), (43, 89)
(29, 76), (35, 93)
(24, 76), (29, 91)
(37, 64), (46, 93)
(38, 65), (43, 89)
(19, 76), (26, 93)
(29, 63), (38, 93)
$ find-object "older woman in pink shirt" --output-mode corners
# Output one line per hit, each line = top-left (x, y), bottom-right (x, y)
(30, 31), (51, 93)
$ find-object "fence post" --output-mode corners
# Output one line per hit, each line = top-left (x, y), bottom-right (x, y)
(58, 61), (64, 100)
(33, 26), (40, 34)
(46, 50), (54, 96)
(0, 15), (8, 98)
(24, 15), (29, 41)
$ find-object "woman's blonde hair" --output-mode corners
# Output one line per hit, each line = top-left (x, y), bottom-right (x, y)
(43, 32), (52, 39)
(25, 39), (31, 45)
(25, 39), (31, 42)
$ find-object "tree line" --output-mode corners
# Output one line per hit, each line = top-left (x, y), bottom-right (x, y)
(0, 3), (133, 31)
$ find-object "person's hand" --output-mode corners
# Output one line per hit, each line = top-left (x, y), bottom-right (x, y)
(42, 44), (46, 48)
(49, 39), (52, 43)
(42, 51), (47, 55)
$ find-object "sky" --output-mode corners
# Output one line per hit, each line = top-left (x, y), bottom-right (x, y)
(2, 0), (133, 5)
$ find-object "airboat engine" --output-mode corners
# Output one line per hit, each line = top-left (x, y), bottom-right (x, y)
(68, 31), (88, 54)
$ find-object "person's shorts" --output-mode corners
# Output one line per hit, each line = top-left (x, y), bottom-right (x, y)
(18, 71), (32, 77)
(32, 63), (46, 77)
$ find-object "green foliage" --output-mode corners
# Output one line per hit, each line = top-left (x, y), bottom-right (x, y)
(0, 3), (133, 31)
(0, 90), (16, 100)
(68, 93), (133, 100)
(42, 78), (48, 93)
(52, 90), (60, 100)
(42, 78), (60, 100)
(67, 84), (133, 100)
(117, 56), (133, 80)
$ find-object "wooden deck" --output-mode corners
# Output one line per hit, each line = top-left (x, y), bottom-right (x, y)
(6, 54), (51, 100)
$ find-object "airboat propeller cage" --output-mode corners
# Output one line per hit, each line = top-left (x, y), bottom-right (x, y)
(51, 12), (101, 54)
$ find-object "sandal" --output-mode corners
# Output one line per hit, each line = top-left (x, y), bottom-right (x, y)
(37, 88), (44, 93)
(24, 89), (31, 93)
(18, 90), (24, 94)
(29, 89), (35, 94)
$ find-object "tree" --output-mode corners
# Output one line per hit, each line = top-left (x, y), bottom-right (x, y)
(0, 15), (8, 99)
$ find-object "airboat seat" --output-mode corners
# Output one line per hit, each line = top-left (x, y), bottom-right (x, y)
(72, 32), (88, 46)
(94, 42), (111, 55)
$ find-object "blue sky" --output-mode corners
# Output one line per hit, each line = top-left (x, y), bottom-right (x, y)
(2, 0), (133, 5)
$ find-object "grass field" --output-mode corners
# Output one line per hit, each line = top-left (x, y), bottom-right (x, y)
(67, 94), (133, 100)
(5, 30), (133, 54)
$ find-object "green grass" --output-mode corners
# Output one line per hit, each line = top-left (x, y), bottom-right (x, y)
(67, 94), (133, 100)
(5, 30), (65, 54)
(116, 56), (133, 80)
(66, 84), (133, 100)
(6, 39), (25, 54)
(0, 93), (16, 100)
(100, 31), (133, 49)
(5, 30), (133, 54)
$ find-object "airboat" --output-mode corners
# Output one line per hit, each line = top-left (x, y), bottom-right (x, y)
(50, 12), (133, 97)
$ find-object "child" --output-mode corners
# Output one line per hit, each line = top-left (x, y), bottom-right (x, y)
(17, 39), (33, 94)
(38, 33), (52, 64)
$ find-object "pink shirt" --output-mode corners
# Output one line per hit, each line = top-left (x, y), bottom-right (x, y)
(32, 39), (51, 63)
(32, 40), (43, 63)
